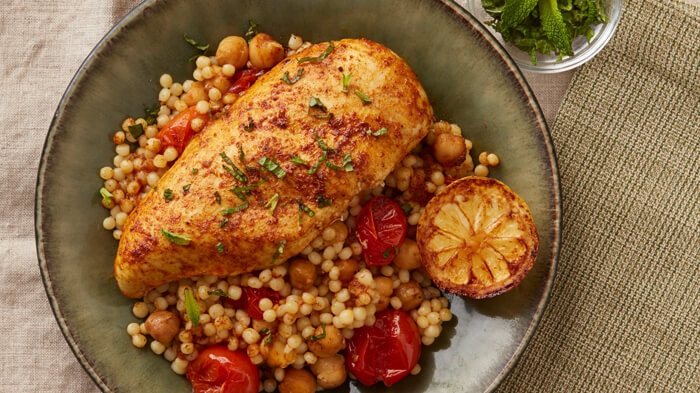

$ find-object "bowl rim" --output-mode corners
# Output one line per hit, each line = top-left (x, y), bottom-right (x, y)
(35, 0), (561, 392)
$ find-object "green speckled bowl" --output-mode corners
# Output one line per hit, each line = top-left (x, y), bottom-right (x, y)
(36, 0), (560, 392)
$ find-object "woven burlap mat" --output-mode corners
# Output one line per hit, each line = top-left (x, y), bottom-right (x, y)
(497, 0), (700, 391)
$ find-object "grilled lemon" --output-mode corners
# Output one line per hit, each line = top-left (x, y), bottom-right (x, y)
(417, 177), (538, 299)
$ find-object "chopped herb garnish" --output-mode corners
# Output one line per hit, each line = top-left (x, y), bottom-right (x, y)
(308, 96), (328, 112)
(214, 191), (221, 204)
(220, 218), (229, 228)
(243, 119), (256, 131)
(290, 154), (309, 166)
(184, 287), (200, 327)
(325, 159), (343, 171)
(308, 154), (323, 175)
(298, 41), (334, 64)
(382, 245), (399, 259)
(258, 156), (287, 179)
(265, 193), (280, 214)
(221, 151), (249, 183)
(259, 327), (272, 345)
(270, 240), (286, 264)
(401, 204), (413, 216)
(143, 103), (160, 125)
(341, 72), (352, 93)
(161, 229), (191, 246)
(309, 112), (333, 119)
(215, 242), (225, 254)
(99, 187), (113, 204)
(128, 123), (144, 138)
(354, 89), (372, 104)
(231, 179), (266, 201)
(192, 168), (199, 175)
(207, 289), (231, 298)
(222, 203), (249, 215)
(183, 184), (191, 195)
(316, 195), (333, 208)
(281, 69), (304, 84)
(342, 153), (353, 172)
(366, 127), (388, 136)
(184, 34), (210, 52)
(298, 200), (315, 225)
(164, 188), (174, 202)
(209, 108), (228, 120)
(245, 20), (258, 42)
(313, 133), (334, 152)
(310, 323), (327, 341)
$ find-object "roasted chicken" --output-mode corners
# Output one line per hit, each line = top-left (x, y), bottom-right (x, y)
(115, 39), (434, 298)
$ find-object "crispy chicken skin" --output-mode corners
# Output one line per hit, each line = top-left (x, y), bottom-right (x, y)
(115, 39), (434, 298)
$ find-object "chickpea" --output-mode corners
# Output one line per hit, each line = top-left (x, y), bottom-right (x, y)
(215, 36), (249, 69)
(393, 239), (422, 270)
(248, 33), (285, 69)
(310, 354), (347, 389)
(375, 296), (390, 312)
(335, 259), (359, 282)
(181, 81), (207, 106)
(289, 258), (317, 290)
(433, 133), (467, 167)
(395, 281), (424, 311)
(374, 276), (393, 297)
(329, 221), (349, 243)
(206, 73), (232, 96)
(279, 368), (316, 393)
(261, 336), (296, 368)
(308, 324), (345, 358)
(144, 311), (180, 344)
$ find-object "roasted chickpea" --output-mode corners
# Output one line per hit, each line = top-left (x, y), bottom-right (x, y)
(248, 33), (285, 69)
(206, 73), (232, 96)
(335, 259), (359, 282)
(144, 311), (180, 344)
(433, 133), (467, 167)
(215, 36), (249, 69)
(311, 354), (347, 389)
(182, 81), (207, 106)
(395, 281), (424, 311)
(374, 276), (394, 297)
(308, 324), (345, 358)
(394, 239), (422, 270)
(375, 296), (390, 312)
(261, 336), (296, 368)
(279, 368), (316, 393)
(289, 258), (317, 290)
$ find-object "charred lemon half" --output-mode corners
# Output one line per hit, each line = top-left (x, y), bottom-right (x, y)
(417, 177), (538, 299)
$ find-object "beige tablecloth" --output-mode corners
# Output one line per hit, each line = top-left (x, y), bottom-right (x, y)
(0, 0), (697, 392)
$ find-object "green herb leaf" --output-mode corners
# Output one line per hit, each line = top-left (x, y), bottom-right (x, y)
(99, 187), (113, 204)
(382, 245), (399, 259)
(297, 200), (315, 226)
(164, 188), (174, 202)
(354, 89), (372, 104)
(313, 133), (334, 152)
(341, 72), (352, 93)
(214, 191), (221, 204)
(270, 240), (286, 265)
(308, 96), (328, 112)
(231, 179), (267, 201)
(258, 156), (286, 179)
(366, 127), (388, 136)
(128, 123), (144, 138)
(207, 288), (231, 298)
(259, 327), (272, 345)
(281, 68), (304, 84)
(245, 20), (258, 42)
(143, 103), (160, 125)
(316, 195), (333, 208)
(209, 108), (228, 120)
(183, 33), (209, 52)
(184, 287), (200, 327)
(310, 323), (327, 341)
(243, 119), (256, 131)
(501, 0), (539, 29)
(183, 184), (191, 195)
(325, 159), (343, 171)
(222, 159), (249, 183)
(401, 203), (413, 216)
(291, 154), (309, 166)
(216, 242), (225, 254)
(222, 203), (249, 215)
(539, 0), (573, 56)
(298, 41), (334, 64)
(265, 193), (280, 214)
(220, 218), (229, 228)
(192, 168), (199, 175)
(161, 229), (191, 246)
(342, 153), (353, 172)
(308, 155), (323, 175)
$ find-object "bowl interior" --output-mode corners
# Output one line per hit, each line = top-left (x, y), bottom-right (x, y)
(36, 0), (559, 392)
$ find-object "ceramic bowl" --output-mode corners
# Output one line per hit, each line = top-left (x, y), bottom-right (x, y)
(36, 0), (560, 392)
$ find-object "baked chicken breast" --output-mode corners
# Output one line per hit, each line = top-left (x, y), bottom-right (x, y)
(115, 38), (434, 298)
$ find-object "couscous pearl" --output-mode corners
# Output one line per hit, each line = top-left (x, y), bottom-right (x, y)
(416, 315), (429, 329)
(163, 146), (179, 162)
(487, 153), (500, 166)
(328, 280), (342, 293)
(408, 213), (420, 226)
(132, 334), (147, 348)
(430, 171), (445, 186)
(163, 346), (177, 362)
(174, 99), (188, 112)
(288, 34), (303, 50)
(181, 342), (195, 355)
(440, 308), (453, 321)
(338, 309), (355, 325)
(308, 252), (322, 265)
(195, 100), (209, 114)
(120, 159), (134, 174)
(353, 307), (367, 321)
(411, 364), (422, 375)
(390, 297), (403, 309)
(154, 297), (168, 310)
(228, 285), (242, 300)
(287, 334), (302, 349)
(159, 73), (173, 88)
(126, 322), (140, 336)
(208, 87), (222, 101)
(171, 358), (188, 375)
(150, 340), (166, 355)
(99, 166), (114, 180)
(425, 325), (440, 338)
(201, 66), (214, 80)
(115, 212), (128, 227)
(153, 154), (168, 168)
(422, 336), (435, 346)
(431, 298), (443, 311)
(263, 379), (277, 393)
(474, 164), (489, 177)
(103, 216), (116, 230)
(227, 337), (239, 351)
(113, 230), (122, 240)
(242, 328), (260, 344)
(169, 82), (183, 96)
(158, 87), (171, 102)
(104, 180), (118, 193)
(478, 151), (489, 165)
(116, 144), (130, 157)
(323, 246), (337, 260)
(166, 95), (178, 109)
(196, 56), (211, 69)
(209, 304), (225, 318)
(222, 64), (236, 77)
(263, 309), (277, 322)
(157, 114), (170, 128)
(191, 117), (204, 132)
(342, 328), (354, 339)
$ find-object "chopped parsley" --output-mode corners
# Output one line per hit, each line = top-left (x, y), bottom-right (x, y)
(382, 245), (399, 259)
(220, 218), (229, 228)
(99, 187), (113, 204)
(183, 184), (191, 195)
(164, 188), (174, 202)
(313, 133), (335, 153)
(366, 127), (388, 136)
(161, 229), (191, 246)
(258, 156), (286, 179)
(265, 193), (280, 214)
(270, 240), (286, 265)
(341, 72), (352, 93)
(222, 202), (249, 215)
(342, 153), (353, 172)
(191, 168), (199, 175)
(290, 154), (309, 166)
(316, 195), (333, 208)
(221, 151), (248, 183)
(245, 20), (258, 42)
(310, 323), (327, 341)
(127, 123), (144, 138)
(281, 69), (304, 84)
(214, 191), (221, 204)
(325, 159), (343, 171)
(215, 242), (225, 254)
(259, 327), (272, 345)
(207, 288), (231, 298)
(298, 41), (334, 64)
(354, 89), (372, 104)
(143, 103), (160, 125)
(184, 287), (200, 327)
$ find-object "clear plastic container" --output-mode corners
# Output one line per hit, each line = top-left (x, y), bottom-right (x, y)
(462, 0), (623, 73)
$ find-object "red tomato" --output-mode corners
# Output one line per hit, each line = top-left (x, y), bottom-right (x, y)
(227, 68), (265, 95)
(186, 346), (259, 393)
(356, 197), (408, 266)
(156, 106), (208, 154)
(222, 287), (282, 320)
(346, 309), (421, 386)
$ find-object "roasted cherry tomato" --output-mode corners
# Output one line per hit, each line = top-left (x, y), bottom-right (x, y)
(186, 346), (259, 393)
(227, 68), (265, 95)
(223, 287), (282, 320)
(345, 309), (421, 386)
(356, 196), (408, 266)
(156, 106), (208, 154)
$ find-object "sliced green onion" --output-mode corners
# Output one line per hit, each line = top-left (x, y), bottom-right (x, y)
(231, 178), (266, 201)
(281, 69), (304, 84)
(366, 127), (388, 136)
(222, 202), (249, 215)
(341, 72), (352, 93)
(221, 151), (248, 183)
(184, 33), (209, 52)
(183, 184), (191, 195)
(308, 97), (328, 112)
(100, 187), (113, 204)
(354, 89), (372, 104)
(215, 242), (225, 254)
(316, 195), (333, 208)
(342, 153), (353, 172)
(214, 191), (221, 204)
(258, 156), (286, 179)
(290, 154), (309, 166)
(313, 133), (335, 152)
(191, 168), (199, 175)
(184, 287), (200, 327)
(265, 193), (280, 214)
(161, 229), (191, 246)
(310, 323), (327, 341)
(270, 240), (286, 265)
(164, 188), (174, 202)
(243, 119), (256, 131)
(382, 245), (399, 259)
(308, 154), (324, 175)
(298, 200), (315, 226)
(220, 218), (229, 228)
(207, 288), (230, 298)
(325, 159), (343, 171)
(298, 41), (334, 64)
